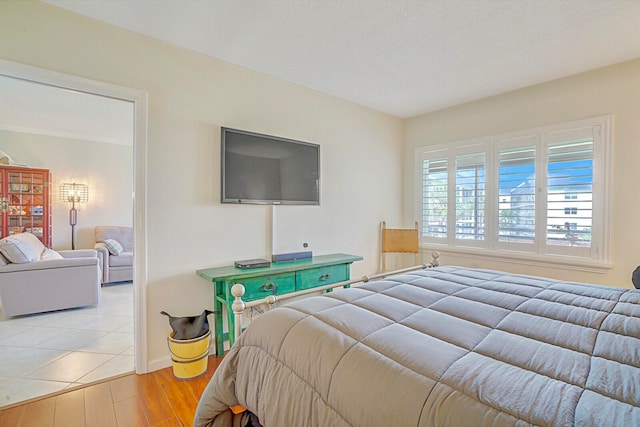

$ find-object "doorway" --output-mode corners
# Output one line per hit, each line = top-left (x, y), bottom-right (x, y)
(0, 59), (147, 408)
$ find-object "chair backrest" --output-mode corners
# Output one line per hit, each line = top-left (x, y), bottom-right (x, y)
(380, 221), (419, 272)
(95, 226), (134, 252)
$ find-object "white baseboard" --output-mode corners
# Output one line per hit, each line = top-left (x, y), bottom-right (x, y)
(147, 356), (173, 373)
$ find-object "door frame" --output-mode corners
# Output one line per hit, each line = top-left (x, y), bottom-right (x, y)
(0, 58), (149, 373)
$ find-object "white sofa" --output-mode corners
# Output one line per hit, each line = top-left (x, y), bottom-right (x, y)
(94, 226), (133, 284)
(0, 233), (101, 316)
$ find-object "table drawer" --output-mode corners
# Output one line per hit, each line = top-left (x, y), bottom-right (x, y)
(296, 264), (349, 291)
(232, 273), (296, 302)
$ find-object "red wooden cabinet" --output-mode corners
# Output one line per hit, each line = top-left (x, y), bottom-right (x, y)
(0, 166), (52, 247)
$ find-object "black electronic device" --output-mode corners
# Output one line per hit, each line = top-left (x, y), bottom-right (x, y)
(272, 251), (313, 263)
(234, 258), (271, 269)
(221, 127), (320, 205)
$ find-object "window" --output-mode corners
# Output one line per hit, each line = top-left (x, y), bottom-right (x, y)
(498, 144), (535, 244)
(421, 155), (447, 238)
(415, 116), (611, 265)
(547, 139), (592, 249)
(455, 153), (485, 240)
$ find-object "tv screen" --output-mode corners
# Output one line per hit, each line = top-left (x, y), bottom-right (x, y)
(221, 127), (320, 205)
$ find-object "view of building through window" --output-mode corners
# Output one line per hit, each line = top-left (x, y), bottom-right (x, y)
(498, 145), (536, 244)
(546, 140), (593, 247)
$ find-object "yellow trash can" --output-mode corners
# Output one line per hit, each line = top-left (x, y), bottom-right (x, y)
(167, 330), (211, 379)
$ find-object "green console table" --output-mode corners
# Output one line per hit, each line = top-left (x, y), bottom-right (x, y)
(196, 253), (363, 356)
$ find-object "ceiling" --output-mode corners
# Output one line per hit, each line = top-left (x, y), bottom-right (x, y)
(47, 0), (640, 118)
(2, 1), (639, 144)
(42, 0), (640, 118)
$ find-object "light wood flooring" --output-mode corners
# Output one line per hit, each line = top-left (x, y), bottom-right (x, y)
(0, 355), (224, 427)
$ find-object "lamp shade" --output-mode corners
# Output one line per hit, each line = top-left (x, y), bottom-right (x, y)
(60, 183), (89, 203)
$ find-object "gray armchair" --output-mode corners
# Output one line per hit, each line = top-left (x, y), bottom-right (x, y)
(94, 226), (133, 284)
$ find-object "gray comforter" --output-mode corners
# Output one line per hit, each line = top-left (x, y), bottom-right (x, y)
(194, 266), (640, 426)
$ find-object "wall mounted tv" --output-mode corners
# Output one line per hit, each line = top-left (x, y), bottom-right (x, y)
(221, 127), (320, 205)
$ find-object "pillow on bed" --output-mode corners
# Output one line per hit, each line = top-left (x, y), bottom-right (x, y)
(104, 239), (124, 256)
(0, 252), (10, 266)
(0, 232), (45, 263)
(632, 266), (640, 289)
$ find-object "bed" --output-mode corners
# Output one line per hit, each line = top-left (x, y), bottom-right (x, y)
(194, 265), (640, 426)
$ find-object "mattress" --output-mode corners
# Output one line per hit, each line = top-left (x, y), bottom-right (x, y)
(194, 266), (640, 426)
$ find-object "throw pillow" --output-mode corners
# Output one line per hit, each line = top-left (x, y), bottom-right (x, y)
(104, 239), (124, 256)
(41, 248), (64, 260)
(0, 252), (10, 266)
(0, 232), (45, 263)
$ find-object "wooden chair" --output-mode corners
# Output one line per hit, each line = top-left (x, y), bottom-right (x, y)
(380, 221), (420, 272)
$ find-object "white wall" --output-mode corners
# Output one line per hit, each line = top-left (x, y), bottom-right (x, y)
(0, 130), (133, 250)
(404, 58), (640, 288)
(0, 2), (404, 368)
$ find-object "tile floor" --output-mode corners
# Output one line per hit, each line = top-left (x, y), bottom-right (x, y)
(0, 282), (134, 408)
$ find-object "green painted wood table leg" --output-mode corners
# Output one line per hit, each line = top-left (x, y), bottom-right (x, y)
(214, 283), (224, 357)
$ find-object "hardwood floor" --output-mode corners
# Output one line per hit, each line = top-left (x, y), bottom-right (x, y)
(0, 355), (224, 427)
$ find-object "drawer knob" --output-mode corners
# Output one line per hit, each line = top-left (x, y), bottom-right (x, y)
(262, 282), (278, 294)
(319, 273), (331, 281)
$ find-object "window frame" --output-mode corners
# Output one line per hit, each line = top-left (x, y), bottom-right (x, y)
(414, 115), (612, 270)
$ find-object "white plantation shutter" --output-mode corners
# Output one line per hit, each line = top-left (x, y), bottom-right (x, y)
(421, 157), (448, 238)
(546, 140), (593, 248)
(497, 143), (536, 246)
(415, 115), (611, 267)
(455, 152), (485, 241)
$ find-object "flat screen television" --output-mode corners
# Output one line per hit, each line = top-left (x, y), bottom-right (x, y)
(221, 127), (320, 205)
